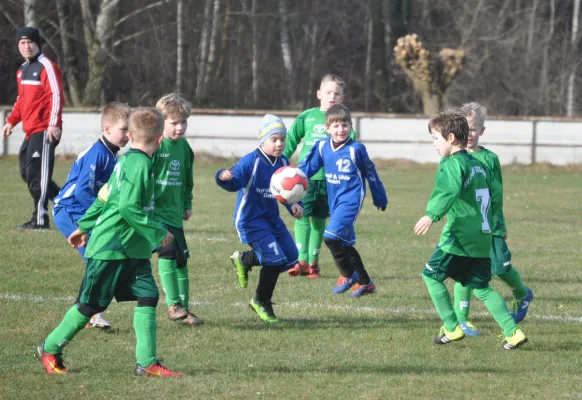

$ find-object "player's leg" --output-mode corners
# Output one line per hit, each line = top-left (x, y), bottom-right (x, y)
(157, 225), (188, 321)
(306, 181), (328, 278)
(129, 259), (181, 376)
(323, 237), (358, 294)
(453, 282), (480, 336)
(17, 138), (32, 227)
(173, 228), (204, 326)
(289, 180), (318, 276)
(422, 248), (465, 344)
(18, 133), (49, 229)
(491, 236), (532, 323)
(468, 257), (527, 349)
(346, 246), (376, 297)
(230, 249), (259, 288)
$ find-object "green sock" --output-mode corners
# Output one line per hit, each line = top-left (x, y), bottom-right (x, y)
(158, 258), (180, 307)
(294, 217), (311, 262)
(44, 306), (91, 354)
(473, 286), (518, 337)
(177, 266), (190, 311)
(134, 306), (157, 368)
(454, 281), (473, 323)
(308, 217), (326, 264)
(422, 274), (458, 332)
(497, 266), (528, 299)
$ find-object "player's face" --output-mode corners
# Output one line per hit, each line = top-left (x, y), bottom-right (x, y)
(261, 133), (286, 157)
(326, 120), (351, 143)
(317, 81), (344, 111)
(467, 116), (485, 151)
(18, 39), (39, 60)
(163, 114), (188, 140)
(105, 119), (129, 148)
(431, 129), (454, 157)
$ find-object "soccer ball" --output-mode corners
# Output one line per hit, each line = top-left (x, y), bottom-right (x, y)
(270, 166), (308, 204)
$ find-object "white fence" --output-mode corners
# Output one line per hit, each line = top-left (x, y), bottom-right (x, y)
(2, 109), (582, 165)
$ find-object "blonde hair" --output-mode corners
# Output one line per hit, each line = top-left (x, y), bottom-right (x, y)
(156, 93), (191, 120)
(325, 103), (352, 126)
(321, 74), (345, 90)
(101, 102), (131, 130)
(128, 108), (164, 144)
(460, 102), (487, 129)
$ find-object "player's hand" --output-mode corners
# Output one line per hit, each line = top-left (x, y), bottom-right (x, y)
(504, 231), (508, 240)
(219, 169), (233, 181)
(2, 123), (13, 137)
(291, 204), (303, 219)
(377, 206), (386, 211)
(161, 231), (174, 247)
(183, 209), (192, 221)
(47, 126), (62, 142)
(414, 216), (434, 236)
(68, 229), (88, 248)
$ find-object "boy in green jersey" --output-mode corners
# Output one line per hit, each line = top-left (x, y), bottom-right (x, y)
(35, 108), (182, 377)
(284, 74), (356, 278)
(414, 110), (527, 350)
(152, 93), (203, 326)
(452, 102), (532, 336)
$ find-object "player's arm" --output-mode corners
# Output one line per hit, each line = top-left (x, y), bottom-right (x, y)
(425, 161), (462, 222)
(349, 127), (357, 141)
(118, 164), (167, 246)
(215, 156), (253, 192)
(488, 169), (503, 219)
(297, 141), (324, 180)
(5, 71), (23, 129)
(283, 113), (305, 159)
(357, 145), (388, 210)
(184, 148), (194, 216)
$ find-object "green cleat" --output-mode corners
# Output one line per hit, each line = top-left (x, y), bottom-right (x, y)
(230, 251), (248, 288)
(249, 297), (279, 323)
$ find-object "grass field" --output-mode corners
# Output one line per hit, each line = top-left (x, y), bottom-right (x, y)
(0, 156), (581, 400)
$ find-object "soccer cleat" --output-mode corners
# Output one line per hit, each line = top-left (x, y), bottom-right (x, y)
(87, 313), (112, 329)
(34, 342), (67, 375)
(17, 219), (50, 231)
(459, 321), (481, 337)
(331, 271), (359, 294)
(230, 251), (249, 288)
(167, 303), (189, 321)
(350, 281), (376, 297)
(433, 325), (465, 344)
(135, 360), (182, 377)
(287, 261), (309, 277)
(307, 260), (321, 279)
(500, 328), (528, 350)
(178, 311), (205, 326)
(511, 287), (533, 323)
(249, 297), (279, 323)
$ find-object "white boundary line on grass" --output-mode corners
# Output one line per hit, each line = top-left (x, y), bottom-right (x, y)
(2, 292), (582, 324)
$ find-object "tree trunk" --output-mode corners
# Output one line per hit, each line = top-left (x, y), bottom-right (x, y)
(56, 0), (82, 106)
(251, 0), (258, 104)
(203, 0), (220, 90)
(567, 0), (580, 117)
(195, 0), (212, 103)
(24, 0), (37, 27)
(235, 0), (249, 108)
(306, 0), (319, 106)
(176, 0), (185, 93)
(279, 0), (296, 108)
(421, 92), (442, 115)
(364, 14), (373, 112)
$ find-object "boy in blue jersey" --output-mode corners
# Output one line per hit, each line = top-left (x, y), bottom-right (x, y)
(298, 104), (388, 297)
(53, 102), (131, 329)
(216, 114), (303, 323)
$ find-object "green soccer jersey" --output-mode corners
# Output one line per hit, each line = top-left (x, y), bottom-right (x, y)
(78, 149), (167, 260)
(425, 150), (502, 258)
(151, 137), (194, 228)
(469, 147), (506, 237)
(283, 107), (356, 180)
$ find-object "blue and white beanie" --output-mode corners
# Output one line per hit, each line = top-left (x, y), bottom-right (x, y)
(258, 114), (287, 145)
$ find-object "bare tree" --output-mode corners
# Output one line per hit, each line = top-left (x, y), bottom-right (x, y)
(567, 0), (580, 116)
(251, 0), (258, 104)
(195, 0), (213, 103)
(176, 0), (185, 93)
(55, 0), (82, 106)
(23, 0), (36, 27)
(279, 0), (296, 108)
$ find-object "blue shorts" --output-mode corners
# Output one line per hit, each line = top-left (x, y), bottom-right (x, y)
(54, 208), (87, 259)
(250, 230), (298, 270)
(324, 213), (357, 246)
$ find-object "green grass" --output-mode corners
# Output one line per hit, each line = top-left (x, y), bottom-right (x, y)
(0, 156), (581, 400)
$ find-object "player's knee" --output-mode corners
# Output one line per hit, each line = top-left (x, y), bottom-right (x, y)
(176, 259), (188, 269)
(323, 237), (345, 257)
(76, 303), (104, 318)
(137, 296), (159, 307)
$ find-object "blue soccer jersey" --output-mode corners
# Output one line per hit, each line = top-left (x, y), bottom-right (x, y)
(298, 138), (388, 245)
(215, 148), (300, 244)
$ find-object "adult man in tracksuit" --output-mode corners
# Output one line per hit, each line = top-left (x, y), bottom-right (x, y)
(2, 27), (64, 230)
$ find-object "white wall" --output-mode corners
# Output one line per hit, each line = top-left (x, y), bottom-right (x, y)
(2, 111), (581, 165)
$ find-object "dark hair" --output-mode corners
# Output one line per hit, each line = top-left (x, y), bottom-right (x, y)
(325, 103), (352, 126)
(427, 109), (469, 146)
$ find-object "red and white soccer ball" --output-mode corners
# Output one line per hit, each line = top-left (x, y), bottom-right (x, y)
(270, 166), (308, 204)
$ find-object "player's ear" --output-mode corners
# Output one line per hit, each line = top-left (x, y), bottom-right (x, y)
(480, 126), (486, 135)
(446, 132), (456, 143)
(103, 124), (110, 135)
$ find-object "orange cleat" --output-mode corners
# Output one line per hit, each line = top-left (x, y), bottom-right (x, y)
(34, 342), (67, 375)
(135, 360), (182, 377)
(307, 260), (320, 278)
(287, 261), (309, 277)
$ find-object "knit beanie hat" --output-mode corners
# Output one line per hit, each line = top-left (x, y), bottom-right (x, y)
(16, 26), (41, 48)
(258, 114), (286, 145)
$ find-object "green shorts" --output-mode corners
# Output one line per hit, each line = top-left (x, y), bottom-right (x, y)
(491, 236), (512, 276)
(80, 258), (159, 309)
(423, 247), (492, 289)
(157, 224), (190, 267)
(302, 179), (329, 219)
